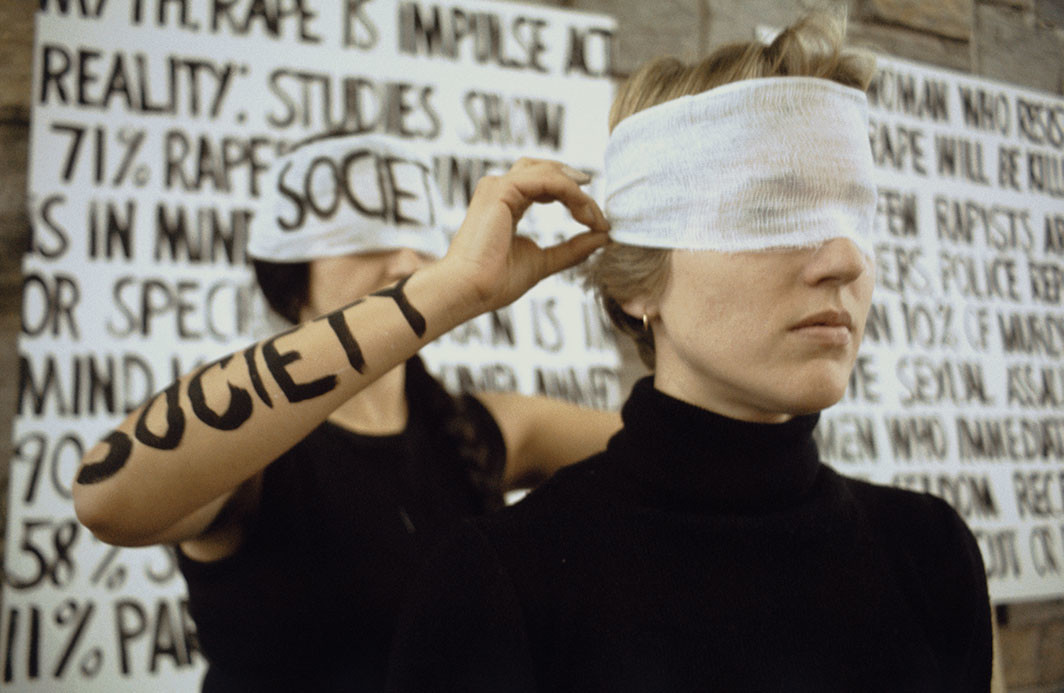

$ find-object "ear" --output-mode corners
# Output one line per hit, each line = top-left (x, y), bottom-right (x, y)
(618, 296), (658, 323)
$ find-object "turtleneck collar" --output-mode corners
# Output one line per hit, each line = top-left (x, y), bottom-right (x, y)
(608, 377), (823, 513)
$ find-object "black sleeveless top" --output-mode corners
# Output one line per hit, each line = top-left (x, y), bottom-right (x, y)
(178, 358), (506, 691)
(389, 377), (992, 691)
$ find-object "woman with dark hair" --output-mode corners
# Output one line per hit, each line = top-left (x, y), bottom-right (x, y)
(73, 133), (619, 690)
(387, 14), (993, 691)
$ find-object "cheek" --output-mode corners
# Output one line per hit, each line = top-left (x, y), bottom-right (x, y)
(659, 255), (787, 356)
(665, 294), (761, 364)
(852, 276), (877, 337)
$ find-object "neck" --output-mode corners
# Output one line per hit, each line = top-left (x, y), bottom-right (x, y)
(652, 369), (792, 424)
(328, 363), (408, 435)
(610, 378), (822, 512)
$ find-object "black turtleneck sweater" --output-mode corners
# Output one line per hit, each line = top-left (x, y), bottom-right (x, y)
(388, 378), (992, 692)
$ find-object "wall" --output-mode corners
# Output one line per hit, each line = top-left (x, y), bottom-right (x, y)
(1, 0), (1061, 690)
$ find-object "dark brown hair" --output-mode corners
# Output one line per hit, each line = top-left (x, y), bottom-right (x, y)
(253, 259), (310, 325)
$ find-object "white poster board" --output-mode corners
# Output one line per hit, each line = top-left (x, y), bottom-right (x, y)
(3, 1), (618, 689)
(818, 54), (1064, 603)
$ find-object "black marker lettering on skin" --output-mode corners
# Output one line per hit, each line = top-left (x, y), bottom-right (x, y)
(243, 344), (273, 407)
(319, 305), (367, 373)
(76, 431), (133, 485)
(261, 327), (338, 403)
(135, 382), (186, 449)
(372, 276), (426, 337)
(187, 355), (254, 430)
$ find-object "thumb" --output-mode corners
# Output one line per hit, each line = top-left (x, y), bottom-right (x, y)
(537, 230), (611, 278)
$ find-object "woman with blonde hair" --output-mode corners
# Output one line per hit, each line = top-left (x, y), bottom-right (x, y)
(387, 13), (992, 691)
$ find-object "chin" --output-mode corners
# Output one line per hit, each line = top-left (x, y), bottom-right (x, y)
(790, 393), (844, 415)
(777, 376), (849, 416)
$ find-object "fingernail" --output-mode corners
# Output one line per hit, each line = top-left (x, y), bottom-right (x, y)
(591, 205), (609, 231)
(562, 165), (591, 183)
(581, 202), (598, 225)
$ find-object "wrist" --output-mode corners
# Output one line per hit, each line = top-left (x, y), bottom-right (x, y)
(408, 257), (494, 330)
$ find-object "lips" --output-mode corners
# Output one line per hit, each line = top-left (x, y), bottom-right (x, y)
(790, 310), (855, 346)
(791, 310), (854, 331)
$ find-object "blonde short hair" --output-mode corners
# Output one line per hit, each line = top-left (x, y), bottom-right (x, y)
(586, 11), (875, 369)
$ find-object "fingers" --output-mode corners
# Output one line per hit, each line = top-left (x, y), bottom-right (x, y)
(501, 158), (610, 233)
(445, 158), (611, 309)
(558, 164), (591, 184)
(539, 229), (610, 277)
(499, 158), (611, 282)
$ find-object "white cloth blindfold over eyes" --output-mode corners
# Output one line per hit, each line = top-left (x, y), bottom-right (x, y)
(248, 133), (450, 263)
(604, 77), (877, 257)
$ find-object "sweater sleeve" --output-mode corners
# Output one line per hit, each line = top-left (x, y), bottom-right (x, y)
(387, 521), (538, 693)
(937, 499), (993, 693)
(852, 480), (993, 692)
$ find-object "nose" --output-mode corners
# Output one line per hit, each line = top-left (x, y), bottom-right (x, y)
(800, 237), (870, 287)
(387, 247), (431, 278)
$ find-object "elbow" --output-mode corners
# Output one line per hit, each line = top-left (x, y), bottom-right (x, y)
(72, 484), (121, 545)
(72, 432), (155, 546)
(72, 481), (154, 548)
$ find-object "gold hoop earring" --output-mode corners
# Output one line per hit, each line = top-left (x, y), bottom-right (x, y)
(642, 314), (649, 332)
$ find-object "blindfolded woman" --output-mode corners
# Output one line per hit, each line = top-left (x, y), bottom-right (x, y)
(387, 13), (993, 692)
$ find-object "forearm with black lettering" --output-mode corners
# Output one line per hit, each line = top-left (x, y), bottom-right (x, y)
(72, 260), (484, 546)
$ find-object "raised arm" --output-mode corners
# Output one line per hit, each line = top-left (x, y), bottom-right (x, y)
(478, 393), (621, 490)
(73, 159), (609, 547)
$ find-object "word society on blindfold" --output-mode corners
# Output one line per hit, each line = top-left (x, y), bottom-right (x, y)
(275, 148), (437, 232)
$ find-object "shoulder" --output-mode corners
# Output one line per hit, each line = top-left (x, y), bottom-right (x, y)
(406, 356), (503, 443)
(405, 362), (508, 508)
(841, 473), (980, 554)
(835, 472), (989, 618)
(833, 472), (992, 684)
(456, 390), (506, 441)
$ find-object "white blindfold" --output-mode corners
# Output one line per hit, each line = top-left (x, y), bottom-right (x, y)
(248, 133), (450, 263)
(604, 77), (877, 256)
